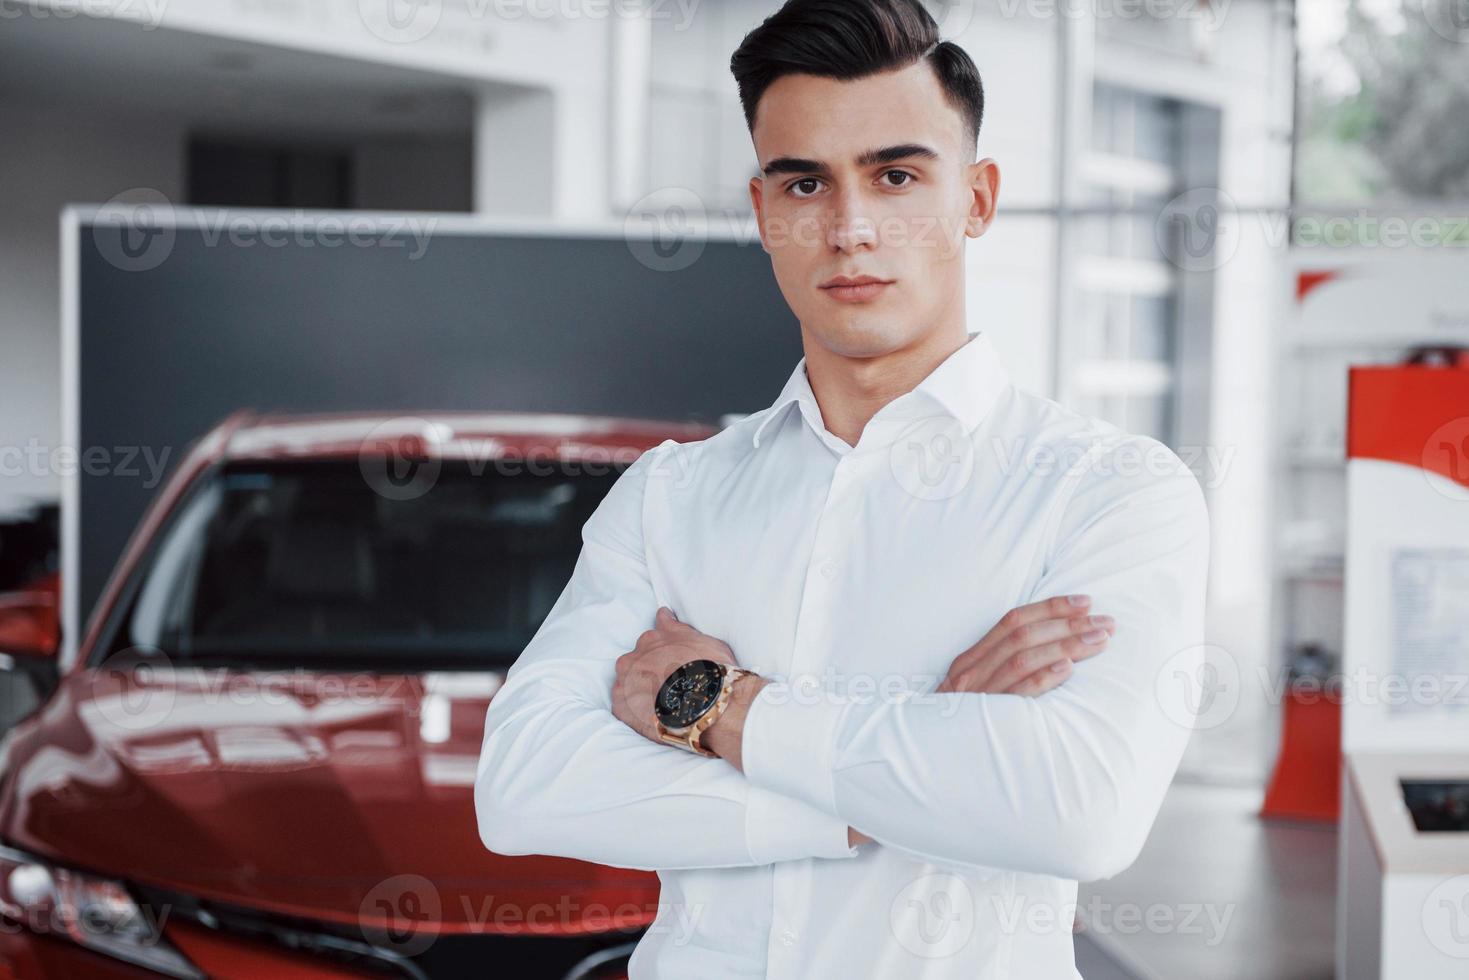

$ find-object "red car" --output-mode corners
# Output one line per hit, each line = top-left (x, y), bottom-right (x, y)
(0, 410), (715, 979)
(0, 569), (61, 723)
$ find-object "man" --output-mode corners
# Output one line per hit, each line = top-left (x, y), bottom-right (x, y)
(475, 0), (1211, 976)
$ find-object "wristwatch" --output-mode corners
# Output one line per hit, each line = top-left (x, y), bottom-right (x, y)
(653, 659), (756, 757)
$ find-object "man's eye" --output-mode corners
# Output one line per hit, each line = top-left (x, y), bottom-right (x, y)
(788, 171), (914, 197)
(788, 178), (823, 198)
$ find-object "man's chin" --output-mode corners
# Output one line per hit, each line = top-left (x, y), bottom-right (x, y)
(802, 319), (923, 360)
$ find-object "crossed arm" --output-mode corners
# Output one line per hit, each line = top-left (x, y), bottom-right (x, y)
(474, 445), (857, 871)
(474, 441), (1211, 880)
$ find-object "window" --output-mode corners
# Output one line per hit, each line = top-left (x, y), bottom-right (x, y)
(1059, 82), (1220, 449)
(188, 139), (353, 209)
(1296, 0), (1469, 205)
(116, 459), (623, 670)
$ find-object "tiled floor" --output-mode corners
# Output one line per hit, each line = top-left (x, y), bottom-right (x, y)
(1075, 780), (1338, 979)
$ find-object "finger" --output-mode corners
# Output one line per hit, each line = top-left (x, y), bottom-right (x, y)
(993, 617), (1116, 664)
(1007, 657), (1073, 697)
(991, 613), (1114, 661)
(948, 612), (1111, 690)
(997, 595), (1094, 635)
(656, 606), (694, 633)
(948, 596), (1094, 671)
(1066, 630), (1110, 663)
(987, 632), (1106, 690)
(965, 625), (1111, 694)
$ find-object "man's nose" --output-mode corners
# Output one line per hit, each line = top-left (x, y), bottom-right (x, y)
(826, 190), (878, 251)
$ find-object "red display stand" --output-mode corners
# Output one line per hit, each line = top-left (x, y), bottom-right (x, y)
(1264, 342), (1469, 824)
(1262, 689), (1343, 822)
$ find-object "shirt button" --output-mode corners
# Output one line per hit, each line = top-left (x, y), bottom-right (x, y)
(779, 930), (797, 946)
(819, 559), (836, 579)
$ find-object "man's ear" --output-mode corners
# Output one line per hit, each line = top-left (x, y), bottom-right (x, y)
(966, 157), (1001, 238)
(749, 176), (769, 254)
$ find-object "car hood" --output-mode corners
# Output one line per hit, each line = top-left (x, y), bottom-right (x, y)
(0, 668), (658, 932)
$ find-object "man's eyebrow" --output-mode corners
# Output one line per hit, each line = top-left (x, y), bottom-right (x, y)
(761, 143), (941, 177)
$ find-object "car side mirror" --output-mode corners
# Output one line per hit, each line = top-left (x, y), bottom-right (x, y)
(0, 590), (60, 659)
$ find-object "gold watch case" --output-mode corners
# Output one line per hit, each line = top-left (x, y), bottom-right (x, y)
(654, 663), (753, 757)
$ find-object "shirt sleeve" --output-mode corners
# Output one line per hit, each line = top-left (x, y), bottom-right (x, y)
(474, 439), (860, 871)
(739, 440), (1211, 882)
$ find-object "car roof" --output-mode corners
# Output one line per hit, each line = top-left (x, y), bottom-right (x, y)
(220, 410), (721, 462)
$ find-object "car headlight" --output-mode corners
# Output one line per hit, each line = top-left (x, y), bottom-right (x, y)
(0, 844), (202, 978)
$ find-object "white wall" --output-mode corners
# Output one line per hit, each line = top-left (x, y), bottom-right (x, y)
(0, 92), (479, 516)
(954, 7), (1063, 399)
(1090, 0), (1297, 775)
(0, 96), (187, 517)
(0, 0), (626, 516)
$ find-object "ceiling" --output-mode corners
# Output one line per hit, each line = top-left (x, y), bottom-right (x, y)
(0, 7), (486, 140)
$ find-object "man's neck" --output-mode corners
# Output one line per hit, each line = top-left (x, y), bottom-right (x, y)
(800, 320), (970, 450)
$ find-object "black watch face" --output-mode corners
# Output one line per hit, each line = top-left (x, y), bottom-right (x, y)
(655, 660), (724, 728)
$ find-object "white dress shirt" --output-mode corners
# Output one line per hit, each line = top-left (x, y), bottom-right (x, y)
(475, 329), (1211, 979)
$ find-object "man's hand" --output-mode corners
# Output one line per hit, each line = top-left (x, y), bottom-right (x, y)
(611, 607), (735, 743)
(612, 610), (870, 849)
(848, 597), (1115, 849)
(935, 594), (1113, 695)
(616, 600), (1111, 852)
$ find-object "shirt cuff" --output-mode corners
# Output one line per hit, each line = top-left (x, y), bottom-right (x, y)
(740, 677), (849, 819)
(745, 786), (857, 863)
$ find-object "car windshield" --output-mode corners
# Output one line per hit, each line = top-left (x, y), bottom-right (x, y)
(114, 457), (623, 669)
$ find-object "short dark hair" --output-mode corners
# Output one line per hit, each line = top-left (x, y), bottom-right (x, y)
(730, 0), (984, 160)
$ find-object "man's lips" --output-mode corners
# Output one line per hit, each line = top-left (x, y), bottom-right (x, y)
(820, 277), (894, 303)
(820, 275), (891, 288)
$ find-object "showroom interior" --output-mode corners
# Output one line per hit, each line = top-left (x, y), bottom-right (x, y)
(1, 0), (1467, 977)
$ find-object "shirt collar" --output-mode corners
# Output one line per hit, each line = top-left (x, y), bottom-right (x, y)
(750, 330), (1011, 451)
